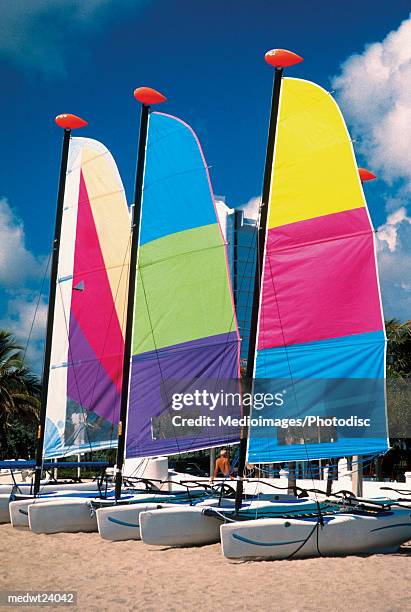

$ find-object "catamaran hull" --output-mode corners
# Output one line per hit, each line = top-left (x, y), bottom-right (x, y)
(26, 492), (183, 534)
(139, 498), (332, 548)
(140, 506), (223, 546)
(0, 494), (13, 524)
(0, 481), (100, 496)
(220, 511), (411, 560)
(10, 496), (89, 528)
(0, 482), (100, 525)
(97, 503), (175, 541)
(29, 499), (98, 534)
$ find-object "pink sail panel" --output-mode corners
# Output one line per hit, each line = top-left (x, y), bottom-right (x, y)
(70, 172), (125, 393)
(44, 137), (131, 458)
(258, 207), (383, 350)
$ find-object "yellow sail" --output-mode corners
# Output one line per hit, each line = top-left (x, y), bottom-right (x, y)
(268, 77), (366, 229)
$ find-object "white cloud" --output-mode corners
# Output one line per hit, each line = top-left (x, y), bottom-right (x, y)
(333, 16), (411, 321)
(0, 198), (45, 286)
(239, 196), (260, 221)
(376, 219), (411, 320)
(0, 0), (146, 77)
(377, 207), (411, 252)
(0, 295), (47, 370)
(0, 197), (48, 371)
(332, 15), (411, 187)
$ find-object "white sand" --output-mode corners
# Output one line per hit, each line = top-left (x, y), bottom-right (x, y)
(0, 525), (409, 611)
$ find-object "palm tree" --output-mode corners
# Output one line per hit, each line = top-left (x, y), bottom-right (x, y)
(0, 330), (41, 458)
(385, 319), (411, 378)
(384, 320), (411, 442)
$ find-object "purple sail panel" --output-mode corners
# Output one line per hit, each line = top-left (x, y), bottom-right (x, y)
(67, 311), (121, 425)
(126, 332), (240, 458)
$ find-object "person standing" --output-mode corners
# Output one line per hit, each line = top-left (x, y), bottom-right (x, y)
(211, 448), (234, 481)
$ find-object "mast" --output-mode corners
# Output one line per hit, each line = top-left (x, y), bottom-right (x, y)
(34, 114), (88, 495)
(114, 87), (166, 500)
(234, 49), (303, 512)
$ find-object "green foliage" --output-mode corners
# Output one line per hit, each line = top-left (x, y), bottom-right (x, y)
(0, 330), (40, 459)
(2, 415), (37, 459)
(386, 319), (411, 378)
(385, 320), (411, 440)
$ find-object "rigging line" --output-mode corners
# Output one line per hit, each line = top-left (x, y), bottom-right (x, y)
(56, 279), (94, 456)
(195, 216), (255, 450)
(134, 266), (183, 457)
(111, 233), (133, 453)
(55, 227), (132, 459)
(131, 209), (255, 456)
(264, 256), (322, 511)
(128, 202), (260, 460)
(244, 198), (301, 504)
(204, 206), (261, 452)
(22, 251), (52, 363)
(234, 210), (261, 361)
(172, 214), (255, 452)
(127, 457), (148, 480)
(250, 202), (265, 506)
(77, 232), (133, 453)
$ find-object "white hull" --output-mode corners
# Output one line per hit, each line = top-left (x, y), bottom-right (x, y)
(220, 509), (411, 559)
(140, 505), (223, 546)
(0, 481), (99, 496)
(29, 499), (98, 534)
(26, 492), (184, 534)
(9, 493), (96, 528)
(19, 467), (208, 534)
(97, 502), (175, 541)
(0, 494), (13, 524)
(139, 497), (331, 547)
(0, 482), (100, 525)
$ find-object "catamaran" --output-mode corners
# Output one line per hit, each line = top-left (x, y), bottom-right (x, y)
(4, 124), (131, 527)
(139, 49), (411, 557)
(94, 88), (309, 541)
(5, 52), (411, 554)
(10, 89), (245, 534)
(7, 113), (205, 530)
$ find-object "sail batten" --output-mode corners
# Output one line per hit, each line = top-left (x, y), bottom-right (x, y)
(247, 78), (387, 464)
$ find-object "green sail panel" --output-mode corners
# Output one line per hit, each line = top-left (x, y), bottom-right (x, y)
(125, 112), (240, 458)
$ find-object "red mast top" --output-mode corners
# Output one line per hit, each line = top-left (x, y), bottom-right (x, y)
(265, 49), (303, 68)
(55, 114), (88, 129)
(133, 87), (167, 105)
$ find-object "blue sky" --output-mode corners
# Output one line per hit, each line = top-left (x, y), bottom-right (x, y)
(0, 0), (410, 368)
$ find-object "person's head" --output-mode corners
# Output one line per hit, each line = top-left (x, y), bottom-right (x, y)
(220, 448), (227, 457)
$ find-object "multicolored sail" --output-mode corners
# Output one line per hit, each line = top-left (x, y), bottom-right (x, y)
(44, 137), (131, 458)
(125, 112), (240, 458)
(247, 78), (388, 463)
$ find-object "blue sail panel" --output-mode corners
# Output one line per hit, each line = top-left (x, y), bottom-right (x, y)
(247, 331), (388, 463)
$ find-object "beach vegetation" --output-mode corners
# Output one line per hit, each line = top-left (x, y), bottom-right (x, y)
(0, 330), (40, 459)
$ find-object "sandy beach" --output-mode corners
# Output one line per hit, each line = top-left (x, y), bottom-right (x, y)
(0, 525), (409, 611)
